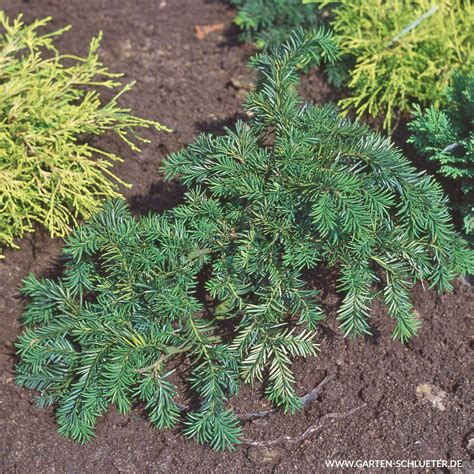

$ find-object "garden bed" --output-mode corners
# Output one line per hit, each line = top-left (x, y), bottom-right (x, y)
(0, 0), (472, 471)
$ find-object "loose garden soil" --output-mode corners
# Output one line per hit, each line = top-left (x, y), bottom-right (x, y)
(0, 1), (473, 472)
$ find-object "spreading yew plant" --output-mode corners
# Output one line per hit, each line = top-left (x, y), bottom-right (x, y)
(315, 0), (473, 130)
(0, 12), (167, 256)
(409, 65), (474, 237)
(15, 29), (473, 451)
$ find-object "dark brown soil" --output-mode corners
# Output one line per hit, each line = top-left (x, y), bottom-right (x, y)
(0, 1), (472, 472)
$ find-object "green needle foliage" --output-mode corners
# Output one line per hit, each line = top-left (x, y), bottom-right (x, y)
(408, 65), (474, 236)
(231, 0), (329, 49)
(16, 29), (473, 451)
(0, 12), (168, 256)
(315, 0), (474, 130)
(16, 200), (240, 449)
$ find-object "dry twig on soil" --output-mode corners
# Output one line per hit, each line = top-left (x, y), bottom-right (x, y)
(175, 374), (335, 420)
(241, 404), (366, 447)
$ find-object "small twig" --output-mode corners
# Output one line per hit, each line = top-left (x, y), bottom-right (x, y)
(239, 374), (334, 421)
(390, 5), (439, 45)
(241, 404), (366, 447)
(441, 142), (462, 154)
(389, 111), (402, 135)
(175, 374), (335, 420)
(236, 407), (277, 421)
(301, 374), (335, 406)
(175, 401), (189, 412)
(457, 276), (473, 288)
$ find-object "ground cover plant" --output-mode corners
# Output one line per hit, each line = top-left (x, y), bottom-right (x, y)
(408, 65), (474, 237)
(0, 12), (167, 256)
(15, 29), (473, 452)
(231, 0), (328, 49)
(314, 0), (473, 130)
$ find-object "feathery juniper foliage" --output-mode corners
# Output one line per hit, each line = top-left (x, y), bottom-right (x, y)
(16, 29), (473, 451)
(314, 0), (474, 130)
(0, 12), (168, 256)
(408, 65), (474, 236)
(231, 0), (329, 49)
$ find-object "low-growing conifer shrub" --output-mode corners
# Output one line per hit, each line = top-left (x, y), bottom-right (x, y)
(0, 12), (167, 256)
(408, 65), (474, 237)
(15, 29), (473, 451)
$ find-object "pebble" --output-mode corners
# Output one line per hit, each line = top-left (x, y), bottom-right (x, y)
(416, 383), (448, 411)
(246, 447), (285, 465)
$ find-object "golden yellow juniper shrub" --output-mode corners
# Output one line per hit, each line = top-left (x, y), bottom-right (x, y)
(0, 12), (169, 256)
(314, 0), (474, 130)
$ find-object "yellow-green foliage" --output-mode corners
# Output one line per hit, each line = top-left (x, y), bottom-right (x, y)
(316, 0), (473, 130)
(0, 13), (168, 256)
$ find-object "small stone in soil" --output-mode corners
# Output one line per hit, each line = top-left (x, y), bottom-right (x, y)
(246, 447), (285, 465)
(416, 383), (448, 411)
(251, 417), (269, 426)
(466, 437), (474, 454)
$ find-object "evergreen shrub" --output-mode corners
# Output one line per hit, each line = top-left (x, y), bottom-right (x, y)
(0, 12), (167, 256)
(408, 65), (474, 236)
(15, 29), (473, 451)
